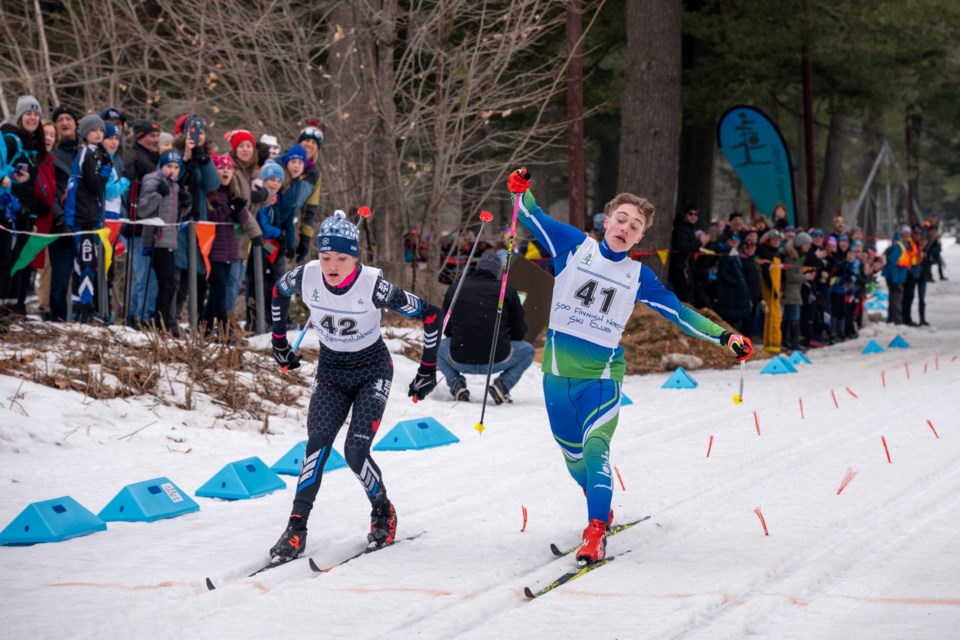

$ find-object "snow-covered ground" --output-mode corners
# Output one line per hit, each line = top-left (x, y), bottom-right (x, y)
(2, 240), (958, 640)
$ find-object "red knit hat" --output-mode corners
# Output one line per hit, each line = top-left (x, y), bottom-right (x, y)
(212, 153), (234, 169)
(174, 114), (190, 136)
(224, 129), (256, 151)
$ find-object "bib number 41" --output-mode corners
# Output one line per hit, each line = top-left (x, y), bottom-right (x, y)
(574, 280), (616, 314)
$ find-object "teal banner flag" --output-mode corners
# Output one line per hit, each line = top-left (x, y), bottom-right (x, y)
(717, 106), (796, 225)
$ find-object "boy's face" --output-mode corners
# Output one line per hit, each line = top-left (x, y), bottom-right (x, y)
(161, 162), (180, 181)
(86, 129), (104, 145)
(218, 165), (234, 185)
(263, 177), (282, 194)
(103, 136), (120, 154)
(286, 158), (304, 178)
(299, 138), (318, 159)
(603, 204), (646, 253)
(319, 251), (358, 286)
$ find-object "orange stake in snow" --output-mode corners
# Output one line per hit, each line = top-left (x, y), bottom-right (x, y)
(521, 505), (528, 532)
(753, 410), (761, 435)
(905, 362), (910, 379)
(846, 386), (858, 399)
(706, 435), (714, 458)
(927, 420), (940, 439)
(614, 465), (626, 491)
(837, 468), (859, 495)
(935, 356), (939, 370)
(881, 370), (886, 388)
(799, 397), (805, 420)
(882, 436), (892, 463)
(754, 507), (769, 536)
(831, 389), (839, 408)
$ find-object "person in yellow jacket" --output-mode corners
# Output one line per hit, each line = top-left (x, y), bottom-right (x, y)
(757, 229), (783, 353)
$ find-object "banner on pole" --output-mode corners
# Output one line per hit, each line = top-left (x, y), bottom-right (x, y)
(717, 106), (797, 225)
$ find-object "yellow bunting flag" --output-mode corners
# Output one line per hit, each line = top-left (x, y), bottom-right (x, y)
(657, 249), (669, 266)
(95, 228), (113, 273)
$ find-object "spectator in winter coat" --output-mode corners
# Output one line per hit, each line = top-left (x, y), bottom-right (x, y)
(714, 234), (751, 332)
(919, 226), (941, 325)
(123, 119), (162, 327)
(102, 125), (129, 220)
(276, 145), (313, 265)
(1, 95), (45, 317)
(32, 120), (59, 318)
(721, 211), (746, 242)
(757, 229), (783, 353)
(204, 154), (262, 333)
(437, 251), (535, 403)
(293, 125), (324, 262)
(224, 129), (265, 314)
(245, 160), (286, 332)
(882, 227), (911, 325)
(901, 225), (924, 326)
(771, 204), (789, 231)
(139, 151), (191, 335)
(667, 204), (699, 302)
(689, 227), (718, 310)
(781, 233), (809, 352)
(739, 234), (762, 338)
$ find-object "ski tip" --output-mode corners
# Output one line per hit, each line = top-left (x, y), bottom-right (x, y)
(308, 557), (323, 573)
(523, 586), (537, 599)
(205, 577), (216, 591)
(549, 543), (564, 557)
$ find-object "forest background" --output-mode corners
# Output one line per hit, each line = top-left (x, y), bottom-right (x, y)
(2, 0), (958, 296)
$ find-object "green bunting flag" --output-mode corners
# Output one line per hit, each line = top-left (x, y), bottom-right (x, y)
(10, 235), (58, 276)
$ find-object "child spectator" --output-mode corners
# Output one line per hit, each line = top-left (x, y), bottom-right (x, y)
(245, 160), (285, 331)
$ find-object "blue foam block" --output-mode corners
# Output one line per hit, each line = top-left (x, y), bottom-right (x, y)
(373, 417), (459, 451)
(760, 355), (798, 375)
(98, 477), (199, 523)
(787, 351), (812, 365)
(661, 367), (698, 389)
(888, 335), (910, 349)
(271, 441), (347, 475)
(195, 457), (286, 500)
(621, 393), (633, 406)
(861, 339), (885, 354)
(0, 496), (107, 545)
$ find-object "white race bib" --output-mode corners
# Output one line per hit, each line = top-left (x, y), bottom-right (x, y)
(301, 264), (383, 352)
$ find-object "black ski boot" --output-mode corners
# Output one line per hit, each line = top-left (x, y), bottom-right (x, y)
(270, 514), (308, 563)
(367, 501), (397, 548)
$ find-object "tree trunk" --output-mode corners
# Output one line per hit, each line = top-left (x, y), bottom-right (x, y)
(617, 0), (682, 279)
(816, 113), (853, 226)
(677, 121), (715, 220)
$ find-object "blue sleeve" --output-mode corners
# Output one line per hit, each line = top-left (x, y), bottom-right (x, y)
(256, 206), (282, 239)
(516, 191), (585, 273)
(636, 263), (725, 344)
(198, 161), (220, 195)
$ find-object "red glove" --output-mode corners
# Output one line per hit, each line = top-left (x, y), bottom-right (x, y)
(507, 168), (531, 194)
(722, 332), (753, 362)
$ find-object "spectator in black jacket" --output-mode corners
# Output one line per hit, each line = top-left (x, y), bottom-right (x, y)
(437, 251), (534, 404)
(714, 234), (751, 332)
(667, 204), (699, 302)
(123, 119), (161, 327)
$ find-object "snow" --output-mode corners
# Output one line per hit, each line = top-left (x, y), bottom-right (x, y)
(2, 240), (958, 640)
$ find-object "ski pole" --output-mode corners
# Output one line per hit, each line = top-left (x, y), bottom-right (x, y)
(442, 210), (494, 334)
(733, 360), (745, 404)
(475, 173), (527, 434)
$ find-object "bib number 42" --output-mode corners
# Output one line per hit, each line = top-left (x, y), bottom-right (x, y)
(318, 315), (358, 336)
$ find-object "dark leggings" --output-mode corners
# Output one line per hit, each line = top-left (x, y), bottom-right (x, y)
(202, 261), (231, 331)
(150, 248), (177, 331)
(292, 343), (395, 521)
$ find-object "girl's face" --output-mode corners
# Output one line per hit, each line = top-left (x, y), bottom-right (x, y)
(86, 129), (104, 145)
(263, 177), (282, 194)
(43, 124), (57, 152)
(161, 162), (180, 181)
(218, 164), (234, 185)
(102, 136), (120, 155)
(299, 138), (318, 160)
(236, 141), (255, 163)
(20, 111), (41, 133)
(603, 204), (646, 253)
(286, 158), (304, 178)
(319, 251), (358, 286)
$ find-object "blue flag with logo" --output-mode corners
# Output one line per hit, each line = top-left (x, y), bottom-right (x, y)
(717, 106), (796, 225)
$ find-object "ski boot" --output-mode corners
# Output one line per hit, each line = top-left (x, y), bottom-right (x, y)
(269, 514), (308, 563)
(575, 519), (607, 565)
(368, 501), (397, 548)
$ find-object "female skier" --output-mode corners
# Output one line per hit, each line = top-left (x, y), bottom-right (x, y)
(268, 210), (440, 562)
(506, 169), (753, 564)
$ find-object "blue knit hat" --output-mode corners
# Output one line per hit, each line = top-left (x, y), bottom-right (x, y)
(282, 144), (307, 165)
(104, 123), (120, 139)
(317, 210), (360, 257)
(261, 161), (284, 182)
(158, 150), (183, 170)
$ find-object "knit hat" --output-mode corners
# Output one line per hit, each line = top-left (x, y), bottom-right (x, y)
(158, 150), (183, 170)
(132, 119), (160, 139)
(826, 236), (838, 246)
(901, 225), (912, 235)
(298, 125), (324, 147)
(158, 132), (174, 147)
(212, 153), (234, 170)
(810, 228), (825, 237)
(475, 252), (503, 276)
(15, 95), (42, 123)
(282, 144), (307, 165)
(178, 115), (207, 137)
(261, 161), (285, 182)
(260, 134), (280, 151)
(104, 123), (120, 139)
(794, 232), (812, 247)
(77, 114), (105, 142)
(837, 234), (850, 243)
(99, 106), (125, 122)
(316, 210), (360, 257)
(224, 129), (256, 151)
(52, 105), (78, 123)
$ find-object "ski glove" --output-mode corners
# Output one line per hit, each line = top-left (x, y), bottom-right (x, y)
(155, 180), (171, 198)
(721, 331), (753, 362)
(99, 164), (113, 179)
(407, 364), (438, 402)
(271, 334), (301, 370)
(228, 196), (247, 214)
(507, 168), (531, 194)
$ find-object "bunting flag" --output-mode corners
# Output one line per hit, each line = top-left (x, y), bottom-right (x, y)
(195, 221), (216, 278)
(105, 219), (126, 257)
(263, 239), (281, 265)
(656, 249), (669, 266)
(96, 227), (113, 273)
(10, 234), (57, 275)
(717, 106), (797, 225)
